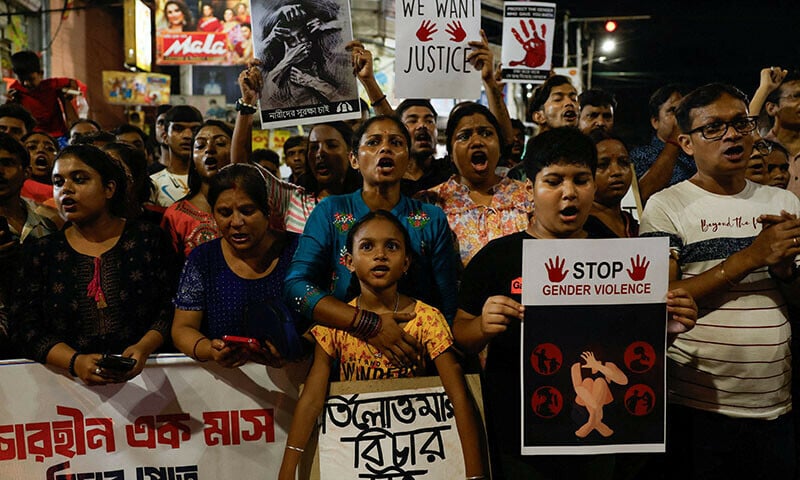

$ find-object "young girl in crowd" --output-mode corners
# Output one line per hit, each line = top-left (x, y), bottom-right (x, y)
(284, 115), (458, 366)
(171, 164), (308, 367)
(583, 131), (638, 238)
(161, 120), (232, 258)
(11, 144), (178, 385)
(278, 210), (485, 479)
(232, 65), (359, 233)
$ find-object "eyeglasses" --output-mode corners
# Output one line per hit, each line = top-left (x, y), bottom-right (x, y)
(753, 140), (773, 156)
(686, 116), (758, 141)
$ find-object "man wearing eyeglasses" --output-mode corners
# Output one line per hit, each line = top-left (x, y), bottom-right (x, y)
(764, 71), (800, 198)
(641, 83), (800, 480)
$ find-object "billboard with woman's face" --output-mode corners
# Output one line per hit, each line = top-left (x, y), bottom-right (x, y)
(155, 0), (254, 65)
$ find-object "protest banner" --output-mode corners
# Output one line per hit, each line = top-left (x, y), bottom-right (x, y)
(520, 238), (669, 455)
(394, 0), (482, 99)
(102, 71), (171, 106)
(501, 2), (556, 84)
(0, 354), (309, 478)
(155, 0), (255, 65)
(251, 0), (361, 128)
(309, 375), (486, 480)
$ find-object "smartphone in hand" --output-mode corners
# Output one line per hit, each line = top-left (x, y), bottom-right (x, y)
(222, 335), (261, 348)
(96, 354), (137, 373)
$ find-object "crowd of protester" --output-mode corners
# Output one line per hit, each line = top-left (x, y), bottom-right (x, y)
(3, 41), (800, 479)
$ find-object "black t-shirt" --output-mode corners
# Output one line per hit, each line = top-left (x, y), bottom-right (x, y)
(459, 231), (612, 479)
(459, 231), (528, 457)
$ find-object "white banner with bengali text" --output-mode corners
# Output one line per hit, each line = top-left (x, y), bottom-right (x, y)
(0, 354), (310, 479)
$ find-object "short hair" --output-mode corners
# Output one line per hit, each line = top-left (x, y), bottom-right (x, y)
(530, 75), (573, 113)
(10, 51), (41, 77)
(444, 102), (506, 156)
(395, 99), (438, 121)
(523, 127), (597, 181)
(0, 104), (36, 133)
(163, 105), (203, 125)
(675, 83), (749, 134)
(208, 164), (270, 216)
(351, 115), (411, 156)
(21, 131), (59, 148)
(56, 144), (128, 217)
(69, 119), (101, 132)
(766, 70), (800, 105)
(578, 88), (618, 111)
(283, 135), (306, 155)
(765, 139), (790, 159)
(72, 130), (116, 146)
(0, 132), (29, 167)
(648, 84), (691, 120)
(511, 118), (526, 132)
(113, 124), (148, 145)
(156, 104), (173, 117)
(250, 148), (280, 167)
(240, 22), (251, 31)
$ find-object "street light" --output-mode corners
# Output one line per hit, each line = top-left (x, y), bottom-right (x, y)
(601, 38), (616, 54)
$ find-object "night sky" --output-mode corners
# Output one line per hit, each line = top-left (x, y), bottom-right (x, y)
(484, 0), (800, 142)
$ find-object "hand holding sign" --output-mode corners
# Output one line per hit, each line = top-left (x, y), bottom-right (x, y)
(446, 20), (466, 42)
(467, 30), (495, 82)
(416, 20), (438, 42)
(509, 19), (547, 68)
(346, 40), (373, 80)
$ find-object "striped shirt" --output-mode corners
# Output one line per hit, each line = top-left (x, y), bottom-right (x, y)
(641, 180), (800, 419)
(261, 167), (318, 234)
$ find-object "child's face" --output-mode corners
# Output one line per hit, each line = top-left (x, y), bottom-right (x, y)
(593, 139), (631, 205)
(17, 72), (42, 90)
(346, 217), (410, 293)
(527, 161), (595, 239)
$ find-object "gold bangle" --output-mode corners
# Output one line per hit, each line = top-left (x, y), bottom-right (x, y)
(286, 445), (305, 453)
(718, 261), (737, 288)
(192, 336), (209, 362)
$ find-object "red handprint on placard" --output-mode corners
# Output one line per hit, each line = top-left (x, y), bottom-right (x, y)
(445, 20), (466, 42)
(509, 19), (547, 68)
(545, 256), (569, 283)
(627, 255), (650, 281)
(416, 20), (438, 42)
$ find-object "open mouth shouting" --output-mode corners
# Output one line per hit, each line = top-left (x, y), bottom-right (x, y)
(722, 145), (745, 163)
(376, 157), (396, 174)
(560, 205), (580, 222)
(60, 197), (78, 213)
(563, 109), (578, 124)
(470, 151), (490, 173)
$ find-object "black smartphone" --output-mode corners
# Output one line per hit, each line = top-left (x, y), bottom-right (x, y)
(96, 354), (137, 372)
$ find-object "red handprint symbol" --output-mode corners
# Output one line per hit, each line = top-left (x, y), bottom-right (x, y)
(627, 255), (650, 281)
(416, 20), (438, 42)
(545, 256), (569, 283)
(445, 20), (466, 42)
(509, 19), (547, 68)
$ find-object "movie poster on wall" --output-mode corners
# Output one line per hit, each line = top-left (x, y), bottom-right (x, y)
(250, 0), (361, 128)
(520, 238), (669, 455)
(155, 0), (255, 65)
(394, 0), (482, 98)
(501, 2), (556, 84)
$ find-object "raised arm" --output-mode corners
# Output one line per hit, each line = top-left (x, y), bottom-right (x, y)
(750, 66), (787, 117)
(232, 63), (263, 164)
(346, 40), (394, 116)
(468, 30), (514, 151)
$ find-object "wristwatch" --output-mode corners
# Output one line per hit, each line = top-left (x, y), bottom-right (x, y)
(235, 98), (258, 115)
